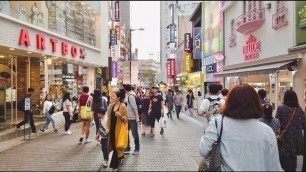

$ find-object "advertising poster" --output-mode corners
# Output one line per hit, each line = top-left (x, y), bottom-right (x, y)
(193, 27), (201, 59)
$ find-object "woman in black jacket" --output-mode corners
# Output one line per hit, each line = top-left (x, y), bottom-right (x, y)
(141, 91), (151, 135)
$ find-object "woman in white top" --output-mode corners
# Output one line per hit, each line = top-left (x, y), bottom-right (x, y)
(199, 84), (282, 171)
(40, 94), (58, 133)
(63, 92), (73, 135)
(197, 91), (203, 112)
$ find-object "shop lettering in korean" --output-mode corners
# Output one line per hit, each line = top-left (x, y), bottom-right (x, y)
(110, 29), (117, 46)
(184, 33), (192, 52)
(243, 34), (261, 61)
(166, 61), (171, 78)
(170, 59), (175, 77)
(184, 52), (192, 73)
(115, 1), (120, 22)
(112, 61), (118, 78)
(115, 25), (121, 41)
(102, 67), (110, 81)
(19, 29), (85, 59)
(170, 24), (176, 43)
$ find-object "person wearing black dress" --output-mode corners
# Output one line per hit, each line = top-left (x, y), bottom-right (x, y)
(107, 90), (128, 171)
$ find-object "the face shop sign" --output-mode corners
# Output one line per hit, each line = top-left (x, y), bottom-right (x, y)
(206, 63), (217, 74)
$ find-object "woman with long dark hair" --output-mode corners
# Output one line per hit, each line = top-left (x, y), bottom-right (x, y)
(199, 84), (281, 171)
(107, 89), (128, 171)
(40, 94), (58, 133)
(259, 104), (280, 136)
(276, 90), (306, 171)
(63, 92), (72, 135)
(92, 89), (107, 137)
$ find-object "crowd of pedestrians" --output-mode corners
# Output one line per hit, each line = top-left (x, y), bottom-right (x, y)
(14, 81), (305, 171)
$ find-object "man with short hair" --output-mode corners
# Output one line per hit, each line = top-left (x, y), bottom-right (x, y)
(198, 83), (225, 129)
(148, 86), (164, 135)
(258, 89), (268, 105)
(173, 90), (183, 119)
(165, 89), (174, 119)
(16, 88), (37, 133)
(124, 84), (140, 155)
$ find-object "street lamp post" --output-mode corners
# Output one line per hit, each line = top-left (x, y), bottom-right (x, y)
(129, 28), (144, 84)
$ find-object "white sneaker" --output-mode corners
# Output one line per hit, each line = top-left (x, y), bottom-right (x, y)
(67, 130), (72, 135)
(64, 131), (68, 135)
(102, 160), (108, 168)
(84, 139), (92, 144)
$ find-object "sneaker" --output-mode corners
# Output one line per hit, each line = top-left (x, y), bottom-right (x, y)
(67, 130), (72, 135)
(79, 137), (83, 143)
(118, 159), (123, 165)
(132, 149), (140, 155)
(64, 131), (68, 135)
(102, 160), (108, 168)
(40, 129), (45, 132)
(84, 139), (92, 144)
(124, 147), (131, 153)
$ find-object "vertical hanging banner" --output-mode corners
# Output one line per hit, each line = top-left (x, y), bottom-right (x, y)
(115, 25), (121, 40)
(193, 27), (202, 59)
(108, 57), (112, 80)
(110, 29), (117, 46)
(115, 1), (120, 22)
(102, 67), (110, 81)
(170, 24), (176, 43)
(112, 61), (118, 78)
(184, 33), (192, 52)
(170, 59), (175, 77)
(166, 61), (171, 78)
(184, 52), (193, 73)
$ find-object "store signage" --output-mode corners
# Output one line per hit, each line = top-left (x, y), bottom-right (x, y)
(184, 33), (192, 52)
(108, 57), (112, 80)
(18, 29), (85, 59)
(243, 34), (261, 61)
(115, 1), (120, 22)
(184, 52), (192, 73)
(101, 67), (110, 81)
(170, 59), (175, 77)
(170, 24), (176, 43)
(115, 25), (121, 40)
(96, 67), (102, 76)
(112, 61), (118, 78)
(110, 29), (117, 46)
(169, 43), (175, 59)
(166, 61), (171, 78)
(206, 63), (217, 74)
(193, 27), (201, 59)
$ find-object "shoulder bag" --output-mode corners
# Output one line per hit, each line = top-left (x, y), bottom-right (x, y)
(48, 102), (56, 115)
(277, 108), (296, 142)
(80, 96), (93, 120)
(198, 115), (224, 172)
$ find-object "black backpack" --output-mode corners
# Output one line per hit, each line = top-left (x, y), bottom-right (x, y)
(17, 99), (25, 111)
(128, 94), (143, 115)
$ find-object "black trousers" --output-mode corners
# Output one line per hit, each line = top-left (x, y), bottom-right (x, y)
(175, 105), (182, 118)
(280, 155), (297, 172)
(63, 112), (71, 132)
(16, 111), (36, 132)
(93, 112), (99, 135)
(110, 150), (119, 169)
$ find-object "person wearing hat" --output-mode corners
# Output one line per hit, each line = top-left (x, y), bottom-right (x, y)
(148, 86), (165, 136)
(259, 104), (280, 136)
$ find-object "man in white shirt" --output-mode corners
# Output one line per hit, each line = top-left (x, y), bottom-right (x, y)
(198, 83), (225, 123)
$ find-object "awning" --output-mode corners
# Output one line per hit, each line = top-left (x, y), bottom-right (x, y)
(214, 60), (297, 77)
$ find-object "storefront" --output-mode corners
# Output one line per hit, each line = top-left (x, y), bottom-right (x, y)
(0, 4), (105, 127)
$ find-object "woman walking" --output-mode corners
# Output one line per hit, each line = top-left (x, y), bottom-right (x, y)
(63, 92), (73, 135)
(107, 90), (128, 171)
(141, 91), (150, 135)
(196, 91), (203, 113)
(78, 86), (93, 144)
(199, 84), (282, 171)
(92, 89), (107, 136)
(40, 94), (58, 133)
(275, 90), (306, 171)
(186, 90), (194, 116)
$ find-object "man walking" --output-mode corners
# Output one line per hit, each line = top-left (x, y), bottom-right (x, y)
(16, 88), (37, 133)
(173, 90), (183, 119)
(148, 86), (164, 135)
(165, 89), (174, 119)
(124, 84), (140, 155)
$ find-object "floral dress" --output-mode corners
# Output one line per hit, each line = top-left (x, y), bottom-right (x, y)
(275, 104), (306, 157)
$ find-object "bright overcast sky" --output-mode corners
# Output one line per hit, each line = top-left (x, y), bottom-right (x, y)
(130, 1), (160, 61)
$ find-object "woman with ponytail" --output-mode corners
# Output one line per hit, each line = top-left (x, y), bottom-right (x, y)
(107, 89), (128, 171)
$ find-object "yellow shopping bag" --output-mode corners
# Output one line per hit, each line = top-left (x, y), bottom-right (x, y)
(117, 122), (128, 150)
(80, 97), (92, 120)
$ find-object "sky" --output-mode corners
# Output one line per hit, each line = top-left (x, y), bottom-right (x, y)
(130, 1), (160, 62)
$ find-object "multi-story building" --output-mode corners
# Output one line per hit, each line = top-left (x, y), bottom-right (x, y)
(139, 59), (160, 86)
(218, 1), (306, 110)
(0, 1), (109, 128)
(160, 1), (200, 86)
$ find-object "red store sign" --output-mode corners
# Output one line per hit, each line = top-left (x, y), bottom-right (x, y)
(167, 61), (171, 78)
(170, 59), (175, 77)
(19, 29), (85, 59)
(242, 34), (260, 61)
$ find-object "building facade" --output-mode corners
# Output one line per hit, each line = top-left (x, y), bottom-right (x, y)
(0, 1), (109, 126)
(139, 59), (160, 86)
(218, 1), (306, 110)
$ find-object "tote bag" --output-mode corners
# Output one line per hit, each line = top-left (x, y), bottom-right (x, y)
(80, 96), (92, 120)
(117, 122), (128, 150)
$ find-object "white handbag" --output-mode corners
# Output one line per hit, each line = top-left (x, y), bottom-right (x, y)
(159, 116), (167, 128)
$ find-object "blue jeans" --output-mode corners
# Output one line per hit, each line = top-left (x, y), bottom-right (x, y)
(127, 120), (140, 151)
(100, 138), (109, 161)
(41, 111), (56, 130)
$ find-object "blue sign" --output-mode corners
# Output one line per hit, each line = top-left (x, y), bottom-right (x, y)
(193, 27), (201, 59)
(110, 29), (117, 46)
(170, 24), (176, 43)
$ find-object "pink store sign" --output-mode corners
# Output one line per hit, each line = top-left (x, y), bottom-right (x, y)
(242, 34), (261, 61)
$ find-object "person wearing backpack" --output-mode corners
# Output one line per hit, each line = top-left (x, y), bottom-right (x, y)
(198, 83), (225, 130)
(16, 88), (37, 133)
(124, 84), (140, 155)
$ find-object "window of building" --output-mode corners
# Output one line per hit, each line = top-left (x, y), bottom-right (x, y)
(276, 1), (286, 12)
(231, 19), (236, 36)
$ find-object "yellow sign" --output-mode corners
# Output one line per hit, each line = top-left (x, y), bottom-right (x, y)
(184, 52), (193, 73)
